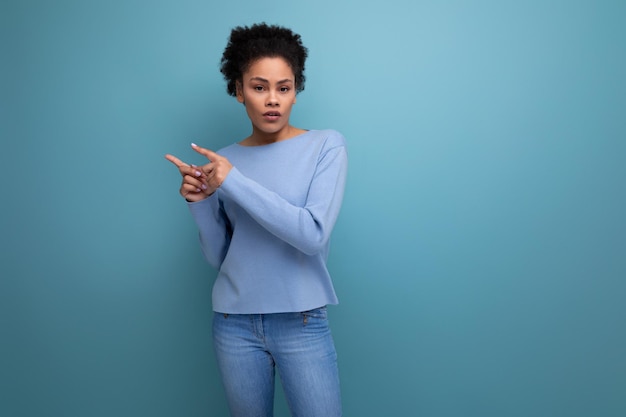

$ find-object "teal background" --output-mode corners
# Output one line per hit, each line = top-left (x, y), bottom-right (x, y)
(2, 0), (625, 416)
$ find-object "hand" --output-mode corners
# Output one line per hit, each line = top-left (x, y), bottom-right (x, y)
(164, 143), (232, 202)
(164, 153), (211, 202)
(190, 143), (233, 192)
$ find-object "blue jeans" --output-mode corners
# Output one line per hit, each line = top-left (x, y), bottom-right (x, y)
(212, 307), (342, 417)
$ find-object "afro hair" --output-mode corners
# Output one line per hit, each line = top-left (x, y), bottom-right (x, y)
(220, 23), (308, 96)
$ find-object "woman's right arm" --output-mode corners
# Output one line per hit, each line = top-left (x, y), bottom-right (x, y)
(165, 152), (231, 269)
(188, 196), (231, 269)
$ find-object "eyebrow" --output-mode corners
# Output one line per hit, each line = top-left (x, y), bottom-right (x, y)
(248, 76), (294, 84)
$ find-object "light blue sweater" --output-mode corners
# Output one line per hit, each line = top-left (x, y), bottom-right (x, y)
(188, 129), (348, 314)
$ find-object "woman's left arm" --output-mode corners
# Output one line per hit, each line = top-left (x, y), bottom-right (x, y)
(194, 140), (347, 255)
(230, 145), (347, 255)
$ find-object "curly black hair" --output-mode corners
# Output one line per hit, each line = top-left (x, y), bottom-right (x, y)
(220, 23), (308, 97)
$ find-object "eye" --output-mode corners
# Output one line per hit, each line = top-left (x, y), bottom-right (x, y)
(254, 85), (265, 91)
(279, 86), (290, 93)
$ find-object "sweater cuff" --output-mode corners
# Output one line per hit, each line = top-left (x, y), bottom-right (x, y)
(218, 166), (240, 195)
(187, 193), (219, 218)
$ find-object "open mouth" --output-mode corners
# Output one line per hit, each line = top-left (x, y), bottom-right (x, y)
(263, 111), (281, 121)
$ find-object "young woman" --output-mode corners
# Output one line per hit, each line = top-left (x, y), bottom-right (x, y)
(165, 23), (347, 417)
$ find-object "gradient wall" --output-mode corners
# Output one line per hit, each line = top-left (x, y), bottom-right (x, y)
(2, 1), (625, 416)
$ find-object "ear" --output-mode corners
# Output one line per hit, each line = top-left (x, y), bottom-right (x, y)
(236, 81), (245, 104)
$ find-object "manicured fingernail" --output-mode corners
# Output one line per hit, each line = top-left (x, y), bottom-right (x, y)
(201, 184), (207, 190)
(191, 142), (198, 147)
(195, 170), (202, 177)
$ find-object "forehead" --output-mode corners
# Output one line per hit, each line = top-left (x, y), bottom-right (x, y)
(244, 57), (295, 80)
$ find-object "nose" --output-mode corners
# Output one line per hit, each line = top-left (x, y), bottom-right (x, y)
(266, 91), (279, 106)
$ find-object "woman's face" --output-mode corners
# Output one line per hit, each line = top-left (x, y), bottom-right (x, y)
(237, 57), (297, 140)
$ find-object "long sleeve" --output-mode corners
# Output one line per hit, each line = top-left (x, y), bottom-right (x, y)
(187, 194), (231, 269)
(219, 143), (347, 255)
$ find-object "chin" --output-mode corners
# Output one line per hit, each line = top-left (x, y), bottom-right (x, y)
(257, 124), (288, 134)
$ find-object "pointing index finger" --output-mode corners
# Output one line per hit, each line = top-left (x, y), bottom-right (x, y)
(164, 154), (189, 168)
(191, 143), (219, 161)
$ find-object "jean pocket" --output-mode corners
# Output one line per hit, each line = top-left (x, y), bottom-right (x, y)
(301, 306), (327, 325)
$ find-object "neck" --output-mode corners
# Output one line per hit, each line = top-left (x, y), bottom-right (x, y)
(244, 124), (304, 146)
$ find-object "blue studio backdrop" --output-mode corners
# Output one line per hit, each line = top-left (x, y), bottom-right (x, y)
(1, 1), (625, 416)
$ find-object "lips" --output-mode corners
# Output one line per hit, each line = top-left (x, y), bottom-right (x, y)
(263, 111), (281, 121)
